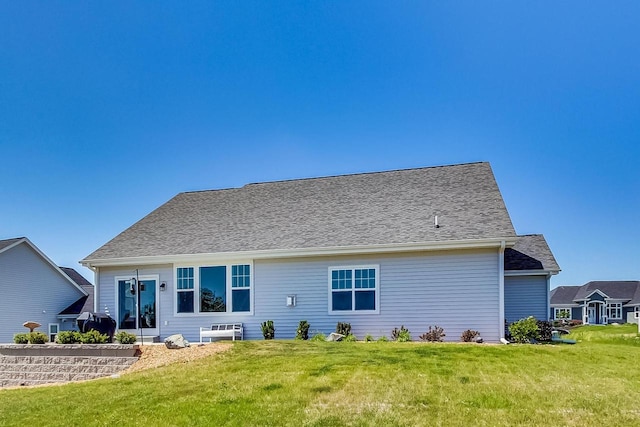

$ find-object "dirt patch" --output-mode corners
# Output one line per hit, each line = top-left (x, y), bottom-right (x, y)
(123, 342), (232, 374)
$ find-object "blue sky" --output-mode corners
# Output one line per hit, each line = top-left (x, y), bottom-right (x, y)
(1, 2), (638, 288)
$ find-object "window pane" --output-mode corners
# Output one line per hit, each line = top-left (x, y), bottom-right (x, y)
(232, 264), (250, 288)
(232, 289), (250, 312)
(177, 290), (194, 313)
(355, 290), (375, 310)
(332, 291), (352, 311)
(200, 266), (226, 312)
(177, 267), (194, 290)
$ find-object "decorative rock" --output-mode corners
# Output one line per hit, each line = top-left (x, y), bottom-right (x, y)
(326, 332), (345, 342)
(164, 334), (190, 349)
(23, 321), (41, 332)
(474, 336), (483, 344)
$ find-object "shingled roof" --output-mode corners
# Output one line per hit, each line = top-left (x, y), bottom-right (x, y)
(0, 237), (26, 253)
(551, 281), (640, 306)
(58, 267), (94, 316)
(83, 162), (517, 263)
(504, 234), (560, 272)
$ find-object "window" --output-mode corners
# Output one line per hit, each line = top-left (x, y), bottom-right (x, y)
(48, 323), (59, 342)
(606, 303), (622, 319)
(329, 265), (378, 313)
(175, 264), (251, 314)
(635, 307), (639, 319)
(554, 308), (571, 320)
(177, 267), (194, 313)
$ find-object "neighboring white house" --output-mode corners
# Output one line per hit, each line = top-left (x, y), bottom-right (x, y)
(81, 162), (559, 342)
(0, 237), (93, 343)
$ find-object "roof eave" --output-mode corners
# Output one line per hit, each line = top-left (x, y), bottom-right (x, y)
(82, 237), (518, 268)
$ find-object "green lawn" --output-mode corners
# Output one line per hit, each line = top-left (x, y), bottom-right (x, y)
(1, 325), (639, 426)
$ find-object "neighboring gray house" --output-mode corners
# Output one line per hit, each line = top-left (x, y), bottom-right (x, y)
(550, 281), (640, 324)
(0, 237), (93, 342)
(81, 162), (559, 342)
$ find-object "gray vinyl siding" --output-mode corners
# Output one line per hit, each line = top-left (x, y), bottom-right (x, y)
(253, 249), (500, 342)
(504, 275), (548, 324)
(572, 307), (582, 320)
(98, 249), (502, 342)
(0, 243), (85, 343)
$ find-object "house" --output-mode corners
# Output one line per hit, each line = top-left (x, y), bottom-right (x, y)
(81, 162), (559, 342)
(0, 237), (94, 342)
(550, 281), (640, 324)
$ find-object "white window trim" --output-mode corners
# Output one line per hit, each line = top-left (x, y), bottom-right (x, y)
(328, 264), (380, 315)
(173, 261), (254, 316)
(48, 323), (59, 343)
(606, 302), (622, 320)
(634, 306), (639, 319)
(114, 274), (160, 331)
(553, 307), (571, 320)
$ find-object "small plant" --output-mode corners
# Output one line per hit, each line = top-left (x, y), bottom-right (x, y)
(28, 331), (48, 344)
(569, 319), (583, 327)
(508, 316), (540, 343)
(391, 325), (411, 342)
(343, 334), (357, 342)
(377, 335), (389, 342)
(114, 331), (137, 344)
(536, 320), (553, 342)
(296, 320), (310, 340)
(56, 331), (82, 344)
(364, 334), (374, 342)
(80, 330), (108, 344)
(336, 322), (351, 336)
(420, 326), (445, 342)
(261, 320), (275, 340)
(460, 329), (480, 342)
(310, 332), (326, 342)
(13, 333), (29, 344)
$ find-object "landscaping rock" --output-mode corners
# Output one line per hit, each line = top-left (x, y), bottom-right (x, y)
(474, 336), (483, 344)
(164, 334), (190, 349)
(326, 332), (345, 342)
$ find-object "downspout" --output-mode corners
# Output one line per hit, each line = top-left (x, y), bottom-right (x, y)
(498, 241), (505, 340)
(546, 274), (551, 321)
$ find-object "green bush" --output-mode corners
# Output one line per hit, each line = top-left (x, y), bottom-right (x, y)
(114, 331), (137, 344)
(420, 326), (446, 342)
(460, 329), (480, 342)
(343, 334), (357, 342)
(336, 322), (351, 336)
(80, 330), (108, 344)
(364, 334), (374, 342)
(56, 331), (82, 344)
(261, 320), (275, 340)
(377, 336), (389, 342)
(391, 326), (411, 342)
(310, 332), (326, 342)
(13, 333), (29, 344)
(509, 316), (540, 343)
(296, 320), (310, 340)
(536, 320), (553, 342)
(28, 331), (48, 344)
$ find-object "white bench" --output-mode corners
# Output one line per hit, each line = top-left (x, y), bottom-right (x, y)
(199, 323), (243, 343)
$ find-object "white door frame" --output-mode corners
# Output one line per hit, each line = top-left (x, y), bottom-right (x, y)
(115, 275), (160, 336)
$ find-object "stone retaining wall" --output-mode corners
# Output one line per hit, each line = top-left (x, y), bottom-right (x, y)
(0, 344), (140, 388)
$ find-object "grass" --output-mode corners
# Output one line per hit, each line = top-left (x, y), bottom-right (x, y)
(1, 326), (640, 426)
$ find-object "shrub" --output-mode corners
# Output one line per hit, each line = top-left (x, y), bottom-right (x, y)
(364, 334), (374, 342)
(80, 330), (108, 344)
(296, 320), (310, 340)
(569, 319), (583, 327)
(336, 322), (351, 336)
(261, 320), (275, 340)
(536, 320), (553, 342)
(391, 326), (411, 342)
(13, 333), (29, 344)
(460, 329), (480, 342)
(114, 331), (137, 344)
(508, 316), (539, 343)
(28, 331), (48, 344)
(377, 336), (389, 342)
(310, 332), (326, 342)
(343, 334), (357, 342)
(420, 326), (446, 342)
(56, 331), (82, 344)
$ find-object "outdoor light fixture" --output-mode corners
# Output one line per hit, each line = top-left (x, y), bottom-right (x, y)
(286, 295), (296, 307)
(160, 282), (167, 291)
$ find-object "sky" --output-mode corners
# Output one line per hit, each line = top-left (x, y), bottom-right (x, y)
(1, 2), (638, 288)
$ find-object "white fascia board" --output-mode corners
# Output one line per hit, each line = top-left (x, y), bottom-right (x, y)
(504, 270), (559, 277)
(81, 237), (518, 268)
